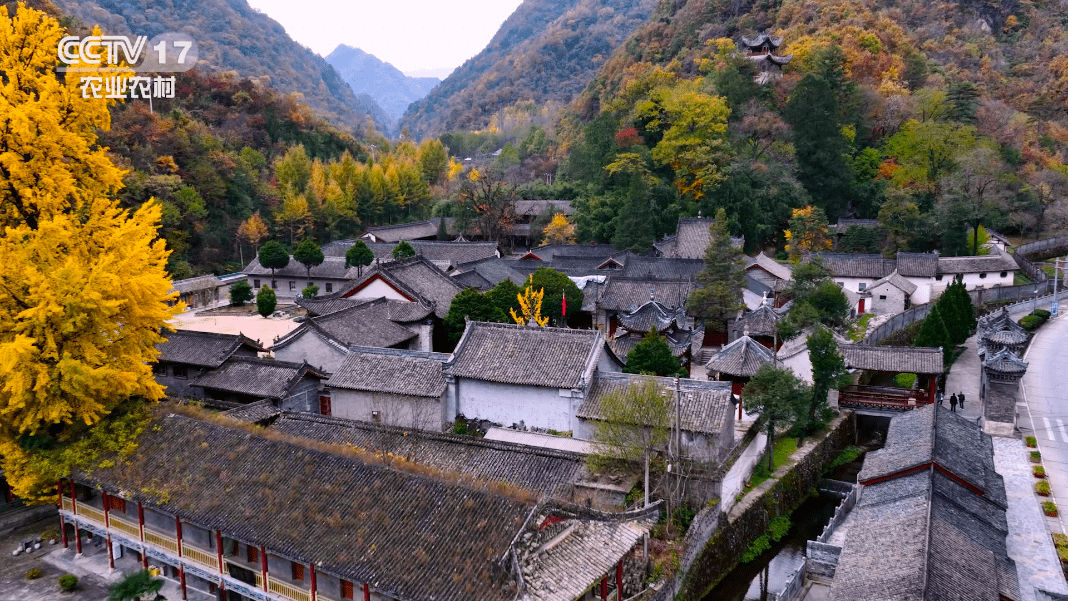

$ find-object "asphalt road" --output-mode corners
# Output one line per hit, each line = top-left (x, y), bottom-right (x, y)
(1019, 312), (1068, 535)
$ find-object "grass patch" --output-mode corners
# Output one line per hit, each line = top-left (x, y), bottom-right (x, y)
(1045, 501), (1059, 517)
(1027, 436), (1038, 448)
(894, 373), (917, 388)
(741, 516), (791, 563)
(1015, 272), (1033, 286)
(738, 437), (799, 500)
(825, 446), (863, 475)
(1037, 481), (1051, 496)
(848, 314), (873, 342)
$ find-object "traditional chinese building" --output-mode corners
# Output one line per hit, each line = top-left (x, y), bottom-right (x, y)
(607, 299), (702, 371)
(56, 410), (658, 601)
(836, 344), (943, 411)
(704, 334), (776, 399)
(741, 32), (793, 83)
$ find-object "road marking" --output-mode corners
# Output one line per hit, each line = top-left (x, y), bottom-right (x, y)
(1059, 419), (1068, 443)
(1045, 417), (1055, 441)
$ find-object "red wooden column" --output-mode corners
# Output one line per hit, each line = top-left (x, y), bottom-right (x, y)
(260, 546), (269, 592)
(928, 374), (937, 405)
(74, 520), (83, 555)
(106, 533), (115, 570)
(601, 576), (608, 600)
(102, 490), (110, 528)
(60, 514), (68, 549)
(616, 560), (623, 601)
(216, 530), (224, 573)
(56, 478), (62, 508)
(363, 582), (370, 601)
(179, 565), (188, 601)
(69, 481), (78, 515)
(310, 563), (317, 601)
(175, 516), (183, 558)
(137, 502), (146, 541)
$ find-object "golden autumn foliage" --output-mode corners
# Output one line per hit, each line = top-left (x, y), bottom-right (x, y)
(0, 4), (179, 501)
(510, 286), (549, 327)
(542, 213), (576, 245)
(784, 206), (832, 261)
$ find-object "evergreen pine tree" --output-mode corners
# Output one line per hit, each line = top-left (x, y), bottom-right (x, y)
(686, 209), (746, 331)
(625, 329), (686, 377)
(914, 304), (952, 364)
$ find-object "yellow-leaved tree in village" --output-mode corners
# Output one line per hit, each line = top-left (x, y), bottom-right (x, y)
(510, 285), (549, 327)
(0, 3), (178, 501)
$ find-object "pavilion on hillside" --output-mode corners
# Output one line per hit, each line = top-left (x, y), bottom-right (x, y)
(837, 344), (944, 411)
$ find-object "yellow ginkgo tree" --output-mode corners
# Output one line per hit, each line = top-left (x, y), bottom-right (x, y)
(0, 3), (179, 501)
(510, 286), (550, 327)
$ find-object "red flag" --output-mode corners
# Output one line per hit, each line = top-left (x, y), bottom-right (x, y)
(562, 292), (567, 317)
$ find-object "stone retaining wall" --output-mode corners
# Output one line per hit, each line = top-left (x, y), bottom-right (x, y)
(675, 412), (856, 600)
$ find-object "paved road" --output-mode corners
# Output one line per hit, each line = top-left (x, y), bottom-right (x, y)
(1018, 312), (1068, 537)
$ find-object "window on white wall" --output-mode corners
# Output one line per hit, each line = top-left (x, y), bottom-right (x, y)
(1000, 271), (1007, 277)
(979, 273), (987, 279)
(858, 283), (867, 291)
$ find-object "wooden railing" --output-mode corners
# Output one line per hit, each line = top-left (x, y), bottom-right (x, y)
(268, 576), (311, 601)
(77, 504), (105, 525)
(224, 562), (264, 588)
(182, 541), (220, 571)
(61, 496), (73, 513)
(144, 529), (178, 554)
(109, 514), (142, 539)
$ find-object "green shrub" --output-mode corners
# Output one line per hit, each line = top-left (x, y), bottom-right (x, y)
(1027, 436), (1038, 448)
(1035, 466), (1047, 478)
(1057, 545), (1068, 565)
(1032, 450), (1042, 460)
(1020, 314), (1045, 331)
(58, 574), (78, 592)
(1035, 309), (1051, 319)
(894, 373), (917, 388)
(741, 516), (791, 563)
(1053, 532), (1068, 547)
(26, 568), (42, 580)
(1037, 481), (1051, 495)
(300, 284), (319, 299)
(1044, 501), (1059, 516)
(451, 421), (468, 436)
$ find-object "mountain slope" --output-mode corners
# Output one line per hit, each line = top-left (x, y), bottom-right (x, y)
(50, 0), (391, 133)
(326, 45), (439, 125)
(399, 0), (656, 139)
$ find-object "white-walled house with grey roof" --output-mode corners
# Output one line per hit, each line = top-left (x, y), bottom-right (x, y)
(444, 322), (624, 433)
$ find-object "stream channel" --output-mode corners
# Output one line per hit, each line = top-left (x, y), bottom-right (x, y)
(702, 414), (889, 601)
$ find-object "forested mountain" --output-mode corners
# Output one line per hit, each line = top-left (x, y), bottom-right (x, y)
(556, 0), (1068, 255)
(49, 0), (392, 133)
(327, 45), (439, 127)
(399, 0), (657, 139)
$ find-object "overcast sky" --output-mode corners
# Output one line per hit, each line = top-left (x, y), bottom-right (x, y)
(245, 0), (524, 79)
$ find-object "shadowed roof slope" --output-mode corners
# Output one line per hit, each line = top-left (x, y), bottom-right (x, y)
(269, 412), (585, 493)
(705, 335), (775, 377)
(156, 330), (266, 368)
(447, 322), (606, 389)
(342, 256), (462, 318)
(326, 347), (448, 397)
(79, 412), (532, 601)
(191, 357), (325, 399)
(595, 277), (696, 312)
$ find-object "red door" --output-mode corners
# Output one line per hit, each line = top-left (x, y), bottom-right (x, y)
(319, 395), (331, 416)
(858, 298), (865, 314)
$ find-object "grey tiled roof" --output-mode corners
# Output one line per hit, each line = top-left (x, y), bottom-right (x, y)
(243, 255), (357, 279)
(447, 322), (606, 389)
(326, 347), (447, 397)
(342, 256), (462, 318)
(937, 252), (1018, 275)
(277, 299), (419, 350)
(981, 328), (1028, 346)
(80, 412), (533, 601)
(521, 244), (619, 262)
(654, 218), (712, 259)
(156, 329), (265, 368)
(811, 252), (938, 279)
(268, 412), (585, 493)
(735, 302), (782, 337)
(621, 256), (705, 280)
(364, 218), (443, 242)
(191, 356), (325, 400)
(617, 300), (688, 333)
(221, 399), (281, 424)
(514, 199), (574, 217)
(521, 509), (656, 601)
(595, 277), (695, 312)
(833, 218), (881, 233)
(705, 335), (775, 377)
(171, 274), (223, 294)
(745, 252), (793, 282)
(453, 269), (493, 290)
(870, 270), (918, 295)
(982, 348), (1028, 376)
(294, 297), (363, 317)
(839, 344), (944, 374)
(577, 372), (732, 435)
(829, 406), (1018, 601)
(895, 252), (939, 277)
(324, 237), (498, 266)
(608, 328), (696, 361)
(453, 257), (529, 288)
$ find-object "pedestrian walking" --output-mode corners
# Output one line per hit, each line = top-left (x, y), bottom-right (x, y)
(950, 394), (958, 412)
(937, 392), (944, 406)
(958, 392), (965, 410)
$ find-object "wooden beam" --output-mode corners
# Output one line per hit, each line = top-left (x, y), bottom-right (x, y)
(60, 514), (68, 549)
(106, 533), (114, 570)
(175, 516), (183, 558)
(310, 563), (317, 601)
(74, 520), (82, 555)
(216, 530), (224, 573)
(102, 490), (110, 528)
(260, 546), (269, 592)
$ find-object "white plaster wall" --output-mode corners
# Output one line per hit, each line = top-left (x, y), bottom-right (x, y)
(596, 346), (623, 373)
(779, 350), (813, 384)
(247, 276), (346, 300)
(831, 276), (874, 293)
(956, 270), (1015, 291)
(348, 279), (411, 302)
(905, 277), (934, 304)
(273, 332), (348, 373)
(868, 282), (908, 316)
(331, 388), (444, 431)
(456, 378), (575, 431)
(719, 431), (768, 514)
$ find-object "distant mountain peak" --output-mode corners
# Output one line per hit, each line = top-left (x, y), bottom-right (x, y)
(326, 45), (440, 125)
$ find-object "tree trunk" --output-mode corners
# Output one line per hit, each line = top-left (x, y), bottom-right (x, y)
(973, 222), (980, 256)
(767, 421), (775, 473)
(644, 452), (650, 508)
